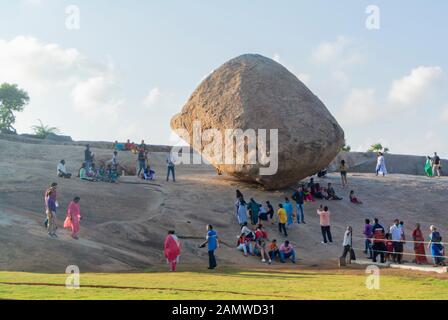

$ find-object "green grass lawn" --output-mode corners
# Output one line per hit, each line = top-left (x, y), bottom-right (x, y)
(0, 267), (447, 300)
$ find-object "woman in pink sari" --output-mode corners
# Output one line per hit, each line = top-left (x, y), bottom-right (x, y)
(65, 197), (82, 240)
(164, 230), (181, 271)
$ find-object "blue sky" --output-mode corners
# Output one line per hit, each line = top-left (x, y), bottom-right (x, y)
(0, 0), (447, 157)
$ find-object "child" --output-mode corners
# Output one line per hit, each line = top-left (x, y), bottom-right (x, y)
(385, 233), (394, 262)
(303, 187), (314, 202)
(268, 239), (280, 262)
(349, 190), (363, 204)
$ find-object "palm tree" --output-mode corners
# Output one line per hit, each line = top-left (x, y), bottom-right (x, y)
(31, 119), (60, 139)
(368, 143), (389, 153)
(340, 144), (351, 152)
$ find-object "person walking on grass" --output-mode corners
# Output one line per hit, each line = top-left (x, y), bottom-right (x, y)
(317, 205), (332, 244)
(166, 152), (176, 182)
(340, 226), (356, 262)
(292, 186), (305, 224)
(277, 204), (288, 237)
(200, 225), (219, 270)
(164, 230), (181, 271)
(46, 190), (58, 238)
(64, 197), (82, 240)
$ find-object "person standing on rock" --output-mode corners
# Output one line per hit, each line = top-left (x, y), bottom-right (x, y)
(282, 197), (294, 227)
(339, 160), (348, 188)
(340, 226), (355, 263)
(247, 198), (261, 225)
(137, 148), (146, 177)
(164, 230), (181, 271)
(375, 152), (387, 176)
(317, 205), (332, 244)
(200, 225), (219, 270)
(292, 187), (305, 224)
(425, 156), (434, 177)
(46, 190), (58, 238)
(65, 197), (82, 240)
(84, 144), (93, 170)
(428, 225), (445, 266)
(235, 198), (248, 227)
(277, 204), (288, 237)
(166, 152), (176, 182)
(432, 152), (442, 177)
(44, 182), (58, 228)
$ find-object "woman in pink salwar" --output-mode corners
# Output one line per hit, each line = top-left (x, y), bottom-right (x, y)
(66, 197), (82, 240)
(164, 230), (181, 271)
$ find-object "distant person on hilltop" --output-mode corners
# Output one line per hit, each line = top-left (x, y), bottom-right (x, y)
(57, 160), (71, 178)
(432, 152), (442, 177)
(375, 152), (387, 177)
(164, 230), (181, 272)
(137, 148), (146, 177)
(425, 156), (433, 177)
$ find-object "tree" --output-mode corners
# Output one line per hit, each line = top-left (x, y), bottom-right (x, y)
(0, 83), (30, 134)
(368, 143), (389, 153)
(31, 119), (60, 139)
(340, 144), (351, 152)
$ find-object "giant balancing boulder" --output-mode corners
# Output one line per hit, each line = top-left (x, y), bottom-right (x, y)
(170, 54), (345, 189)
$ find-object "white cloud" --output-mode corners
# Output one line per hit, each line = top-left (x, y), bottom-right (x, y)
(388, 66), (442, 106)
(312, 36), (362, 65)
(143, 87), (161, 107)
(441, 106), (448, 123)
(339, 88), (379, 125)
(0, 36), (124, 137)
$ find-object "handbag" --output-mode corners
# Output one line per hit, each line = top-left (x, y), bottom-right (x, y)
(63, 216), (72, 229)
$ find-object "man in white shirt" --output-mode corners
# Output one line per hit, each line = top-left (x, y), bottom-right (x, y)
(389, 219), (404, 264)
(57, 160), (71, 178)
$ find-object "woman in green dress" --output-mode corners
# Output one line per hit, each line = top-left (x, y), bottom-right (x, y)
(424, 156), (433, 177)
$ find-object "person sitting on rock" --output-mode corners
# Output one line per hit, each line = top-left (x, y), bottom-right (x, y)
(279, 240), (296, 263)
(57, 160), (71, 178)
(79, 162), (96, 182)
(268, 239), (280, 262)
(326, 183), (342, 200)
(313, 183), (324, 199)
(303, 187), (314, 202)
(349, 190), (362, 204)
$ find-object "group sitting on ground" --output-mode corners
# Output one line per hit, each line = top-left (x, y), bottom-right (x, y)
(236, 222), (296, 264)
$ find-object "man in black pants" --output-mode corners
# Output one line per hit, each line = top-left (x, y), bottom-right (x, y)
(200, 225), (219, 270)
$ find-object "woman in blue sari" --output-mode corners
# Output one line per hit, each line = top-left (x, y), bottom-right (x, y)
(428, 225), (445, 266)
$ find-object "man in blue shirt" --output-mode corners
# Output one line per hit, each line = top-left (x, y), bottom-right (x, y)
(46, 190), (58, 238)
(200, 225), (219, 269)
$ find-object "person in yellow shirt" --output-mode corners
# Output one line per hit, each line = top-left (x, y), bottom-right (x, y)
(277, 204), (288, 237)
